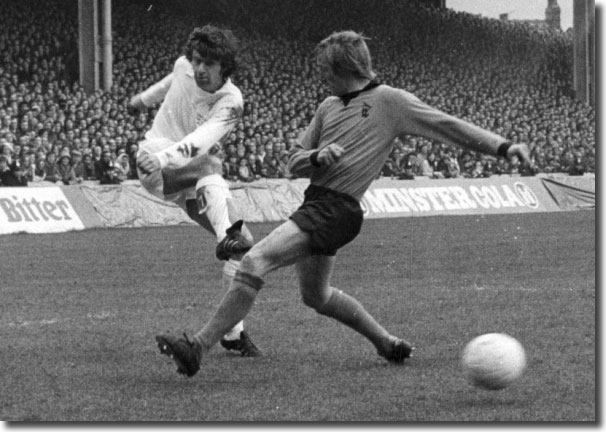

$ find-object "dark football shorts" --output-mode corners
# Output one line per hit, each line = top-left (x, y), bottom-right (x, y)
(289, 184), (364, 256)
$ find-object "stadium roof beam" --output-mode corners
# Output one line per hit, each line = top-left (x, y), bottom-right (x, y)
(573, 0), (594, 106)
(78, 0), (113, 94)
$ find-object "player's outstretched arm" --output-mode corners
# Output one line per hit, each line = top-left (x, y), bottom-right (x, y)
(127, 94), (147, 115)
(128, 73), (174, 115)
(392, 89), (534, 162)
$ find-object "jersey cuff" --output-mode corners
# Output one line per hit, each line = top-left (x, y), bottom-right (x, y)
(496, 142), (512, 158)
(310, 151), (321, 167)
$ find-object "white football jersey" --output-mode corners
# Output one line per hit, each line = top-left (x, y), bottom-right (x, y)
(140, 56), (243, 170)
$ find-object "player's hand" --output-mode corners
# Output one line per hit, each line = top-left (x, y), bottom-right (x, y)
(317, 143), (344, 166)
(137, 152), (161, 174)
(127, 94), (146, 116)
(507, 143), (532, 166)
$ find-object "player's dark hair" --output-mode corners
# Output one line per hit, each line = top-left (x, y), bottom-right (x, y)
(315, 30), (376, 80)
(184, 25), (239, 79)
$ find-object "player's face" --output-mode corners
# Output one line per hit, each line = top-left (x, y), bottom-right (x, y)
(318, 61), (347, 96)
(191, 50), (224, 93)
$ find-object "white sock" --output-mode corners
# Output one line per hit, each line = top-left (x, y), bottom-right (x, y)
(222, 258), (245, 341)
(196, 174), (232, 242)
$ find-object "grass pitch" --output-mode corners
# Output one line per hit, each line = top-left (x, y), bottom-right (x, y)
(0, 211), (595, 421)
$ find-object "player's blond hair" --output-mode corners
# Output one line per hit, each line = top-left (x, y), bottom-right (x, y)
(315, 31), (376, 80)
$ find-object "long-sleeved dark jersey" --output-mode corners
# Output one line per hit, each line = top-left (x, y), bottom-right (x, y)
(287, 83), (507, 200)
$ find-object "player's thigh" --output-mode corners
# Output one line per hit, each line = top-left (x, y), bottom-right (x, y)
(138, 138), (221, 175)
(181, 153), (223, 177)
(162, 154), (223, 194)
(295, 255), (336, 305)
(242, 220), (311, 277)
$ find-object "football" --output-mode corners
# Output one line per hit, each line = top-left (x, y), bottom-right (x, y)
(461, 333), (526, 390)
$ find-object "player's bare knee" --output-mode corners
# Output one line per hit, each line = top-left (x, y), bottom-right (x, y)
(238, 250), (267, 278)
(301, 286), (333, 312)
(301, 291), (322, 310)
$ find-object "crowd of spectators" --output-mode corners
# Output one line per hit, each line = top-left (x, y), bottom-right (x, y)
(0, 0), (595, 187)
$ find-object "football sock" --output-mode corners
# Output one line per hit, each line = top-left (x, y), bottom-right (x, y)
(316, 287), (393, 354)
(196, 174), (231, 242)
(222, 259), (244, 341)
(193, 271), (264, 350)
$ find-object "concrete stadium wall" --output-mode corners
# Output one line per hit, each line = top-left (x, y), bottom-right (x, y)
(0, 174), (595, 235)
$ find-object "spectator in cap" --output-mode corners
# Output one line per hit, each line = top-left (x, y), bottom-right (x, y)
(57, 148), (78, 185)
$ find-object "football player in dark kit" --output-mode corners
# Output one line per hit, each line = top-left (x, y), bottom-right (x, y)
(156, 30), (531, 377)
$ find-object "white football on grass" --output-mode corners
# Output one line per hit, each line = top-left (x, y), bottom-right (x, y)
(461, 333), (526, 390)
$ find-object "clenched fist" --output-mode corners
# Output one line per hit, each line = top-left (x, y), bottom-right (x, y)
(137, 152), (161, 175)
(317, 143), (344, 167)
(506, 143), (531, 166)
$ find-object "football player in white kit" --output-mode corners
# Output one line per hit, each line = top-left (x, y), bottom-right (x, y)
(128, 25), (260, 357)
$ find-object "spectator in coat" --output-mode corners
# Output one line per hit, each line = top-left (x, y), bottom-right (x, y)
(96, 149), (121, 184)
(237, 158), (255, 182)
(71, 150), (86, 182)
(568, 154), (586, 176)
(44, 151), (62, 183)
(0, 154), (27, 186)
(247, 154), (263, 180)
(437, 151), (461, 179)
(82, 153), (97, 180)
(224, 156), (240, 181)
(114, 153), (131, 182)
(263, 157), (281, 178)
(18, 153), (35, 182)
(381, 159), (398, 178)
(33, 158), (47, 182)
(57, 149), (78, 185)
